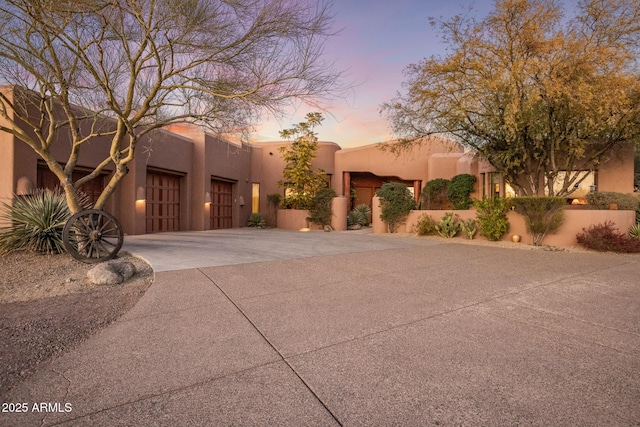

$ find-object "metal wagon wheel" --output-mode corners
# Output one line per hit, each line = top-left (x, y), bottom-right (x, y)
(62, 209), (124, 263)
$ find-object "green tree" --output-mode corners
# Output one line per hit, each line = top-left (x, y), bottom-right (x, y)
(0, 0), (343, 213)
(278, 112), (328, 209)
(383, 0), (640, 196)
(376, 182), (416, 233)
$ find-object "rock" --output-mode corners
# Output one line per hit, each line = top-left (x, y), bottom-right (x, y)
(323, 225), (333, 232)
(348, 224), (362, 230)
(87, 261), (137, 286)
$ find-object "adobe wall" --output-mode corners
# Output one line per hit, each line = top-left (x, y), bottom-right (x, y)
(393, 208), (636, 248)
(333, 138), (464, 197)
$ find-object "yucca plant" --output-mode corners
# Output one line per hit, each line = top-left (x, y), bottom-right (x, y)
(348, 204), (371, 227)
(0, 188), (86, 255)
(629, 223), (640, 239)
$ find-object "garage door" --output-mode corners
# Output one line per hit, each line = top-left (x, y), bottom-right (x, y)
(210, 179), (233, 229)
(146, 171), (181, 233)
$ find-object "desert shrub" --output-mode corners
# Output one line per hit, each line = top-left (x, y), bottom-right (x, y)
(267, 193), (282, 208)
(420, 178), (450, 209)
(435, 212), (460, 238)
(448, 174), (477, 210)
(247, 213), (266, 228)
(511, 197), (565, 246)
(586, 191), (639, 211)
(628, 223), (640, 239)
(415, 213), (437, 236)
(308, 187), (337, 226)
(376, 182), (416, 233)
(348, 204), (371, 227)
(0, 189), (73, 254)
(474, 197), (511, 241)
(577, 221), (640, 253)
(460, 218), (477, 239)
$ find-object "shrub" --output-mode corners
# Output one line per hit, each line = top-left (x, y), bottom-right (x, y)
(511, 197), (565, 246)
(460, 218), (477, 240)
(435, 212), (460, 238)
(348, 204), (371, 227)
(420, 178), (450, 209)
(0, 189), (73, 254)
(586, 191), (639, 211)
(629, 223), (640, 239)
(577, 221), (640, 253)
(376, 182), (416, 233)
(308, 187), (337, 226)
(448, 174), (477, 210)
(247, 213), (266, 228)
(474, 197), (511, 241)
(415, 213), (437, 236)
(267, 193), (282, 208)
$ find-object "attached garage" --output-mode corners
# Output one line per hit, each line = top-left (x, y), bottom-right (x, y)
(146, 170), (182, 233)
(210, 178), (233, 229)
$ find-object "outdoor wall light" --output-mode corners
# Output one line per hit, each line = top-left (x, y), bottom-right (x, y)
(589, 184), (597, 193)
(204, 192), (212, 205)
(136, 186), (146, 202)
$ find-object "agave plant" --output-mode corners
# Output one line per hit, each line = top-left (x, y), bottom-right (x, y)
(629, 223), (640, 239)
(0, 188), (87, 255)
(347, 204), (371, 227)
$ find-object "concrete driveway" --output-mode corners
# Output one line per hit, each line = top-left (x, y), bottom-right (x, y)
(3, 229), (639, 426)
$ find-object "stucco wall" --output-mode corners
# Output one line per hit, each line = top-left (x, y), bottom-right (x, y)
(393, 208), (636, 247)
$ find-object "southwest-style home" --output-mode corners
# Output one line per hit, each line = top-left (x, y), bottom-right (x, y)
(1, 86), (635, 236)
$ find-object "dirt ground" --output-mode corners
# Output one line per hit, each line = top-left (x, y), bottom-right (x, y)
(0, 251), (153, 396)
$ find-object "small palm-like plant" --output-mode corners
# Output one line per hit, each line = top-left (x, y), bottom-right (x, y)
(629, 223), (640, 239)
(247, 212), (266, 228)
(348, 204), (371, 227)
(0, 189), (82, 255)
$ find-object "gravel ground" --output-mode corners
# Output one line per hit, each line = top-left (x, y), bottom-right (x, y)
(0, 251), (153, 396)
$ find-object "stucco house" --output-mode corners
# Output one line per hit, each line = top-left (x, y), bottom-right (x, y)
(1, 86), (635, 236)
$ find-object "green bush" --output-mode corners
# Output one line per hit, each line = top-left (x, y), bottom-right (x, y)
(267, 193), (282, 208)
(511, 197), (565, 246)
(0, 189), (73, 254)
(629, 223), (640, 239)
(586, 191), (639, 211)
(376, 182), (416, 233)
(474, 197), (511, 241)
(420, 178), (450, 209)
(348, 204), (371, 227)
(247, 212), (266, 228)
(435, 212), (460, 238)
(460, 218), (477, 240)
(415, 213), (437, 236)
(308, 187), (337, 226)
(448, 174), (476, 210)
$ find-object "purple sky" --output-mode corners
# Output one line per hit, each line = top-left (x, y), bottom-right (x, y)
(253, 0), (495, 148)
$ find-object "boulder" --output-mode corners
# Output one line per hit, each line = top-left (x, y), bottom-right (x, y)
(87, 261), (137, 286)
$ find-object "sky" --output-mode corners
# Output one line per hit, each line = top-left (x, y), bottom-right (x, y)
(252, 0), (496, 148)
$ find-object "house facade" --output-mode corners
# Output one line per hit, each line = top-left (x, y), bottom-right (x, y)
(1, 88), (635, 235)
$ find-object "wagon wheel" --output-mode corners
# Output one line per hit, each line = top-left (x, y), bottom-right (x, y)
(63, 209), (124, 263)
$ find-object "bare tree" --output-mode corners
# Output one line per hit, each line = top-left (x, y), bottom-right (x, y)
(382, 0), (640, 196)
(0, 0), (344, 212)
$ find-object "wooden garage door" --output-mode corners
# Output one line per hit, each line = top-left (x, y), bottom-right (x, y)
(37, 162), (106, 207)
(146, 171), (181, 233)
(210, 179), (233, 229)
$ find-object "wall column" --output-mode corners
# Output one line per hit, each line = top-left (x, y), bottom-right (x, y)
(413, 180), (421, 204)
(343, 171), (351, 198)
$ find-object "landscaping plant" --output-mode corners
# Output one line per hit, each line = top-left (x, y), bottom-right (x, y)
(308, 187), (337, 227)
(247, 213), (266, 228)
(448, 174), (476, 210)
(586, 191), (639, 211)
(511, 197), (565, 246)
(420, 178), (450, 209)
(376, 182), (416, 233)
(474, 197), (511, 241)
(0, 189), (84, 254)
(629, 223), (640, 239)
(460, 218), (477, 240)
(347, 204), (371, 227)
(577, 221), (640, 253)
(435, 212), (461, 238)
(415, 213), (437, 236)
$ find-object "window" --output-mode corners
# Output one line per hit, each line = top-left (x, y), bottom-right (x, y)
(252, 183), (260, 213)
